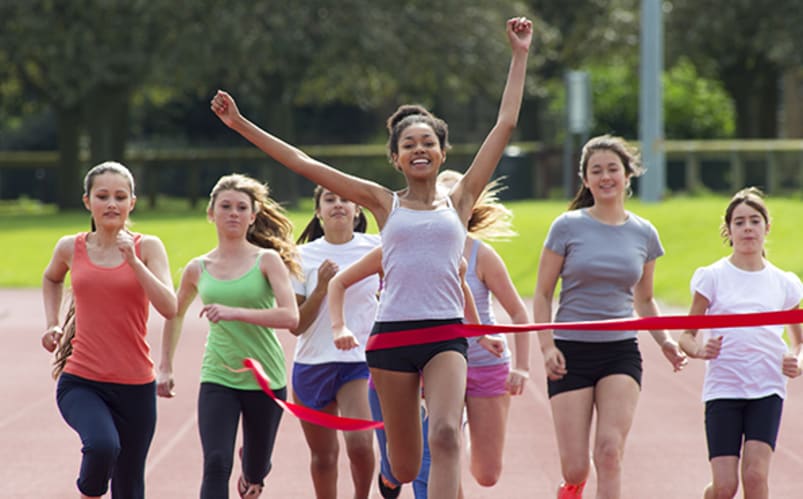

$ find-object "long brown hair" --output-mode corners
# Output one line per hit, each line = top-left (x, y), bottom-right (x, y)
(569, 135), (644, 210)
(436, 169), (516, 241)
(208, 173), (301, 277)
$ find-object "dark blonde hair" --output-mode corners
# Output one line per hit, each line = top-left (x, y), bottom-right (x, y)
(569, 135), (645, 210)
(386, 104), (450, 163)
(208, 173), (301, 277)
(437, 169), (516, 241)
(720, 187), (770, 252)
(296, 185), (368, 244)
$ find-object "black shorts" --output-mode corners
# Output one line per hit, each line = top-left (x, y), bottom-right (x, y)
(365, 318), (468, 373)
(547, 338), (643, 398)
(705, 395), (783, 459)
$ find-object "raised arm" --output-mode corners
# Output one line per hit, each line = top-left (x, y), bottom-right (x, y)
(328, 246), (383, 350)
(210, 91), (391, 225)
(452, 17), (533, 221)
(634, 260), (687, 372)
(157, 259), (201, 398)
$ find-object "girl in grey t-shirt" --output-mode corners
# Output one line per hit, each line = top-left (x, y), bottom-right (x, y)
(533, 135), (687, 499)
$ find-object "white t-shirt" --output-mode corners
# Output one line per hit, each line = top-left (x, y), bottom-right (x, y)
(691, 257), (803, 401)
(292, 233), (381, 364)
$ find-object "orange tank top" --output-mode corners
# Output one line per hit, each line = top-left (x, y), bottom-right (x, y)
(63, 232), (154, 384)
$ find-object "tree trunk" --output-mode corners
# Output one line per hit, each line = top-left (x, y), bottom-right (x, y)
(262, 91), (299, 207)
(782, 68), (803, 138)
(56, 105), (84, 210)
(724, 61), (780, 138)
(85, 84), (131, 164)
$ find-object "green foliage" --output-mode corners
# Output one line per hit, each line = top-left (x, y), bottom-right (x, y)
(544, 57), (735, 140)
(6, 196), (803, 311)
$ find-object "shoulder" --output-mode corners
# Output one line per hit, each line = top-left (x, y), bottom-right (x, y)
(55, 233), (79, 252)
(355, 232), (381, 247)
(626, 212), (659, 233)
(258, 248), (288, 273)
(137, 233), (168, 254)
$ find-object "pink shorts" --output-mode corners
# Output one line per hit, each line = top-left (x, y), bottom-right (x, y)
(466, 363), (510, 398)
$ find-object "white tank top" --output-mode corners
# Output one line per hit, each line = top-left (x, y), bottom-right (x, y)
(376, 192), (466, 321)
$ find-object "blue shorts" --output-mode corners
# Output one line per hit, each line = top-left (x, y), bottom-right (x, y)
(292, 362), (369, 410)
(705, 395), (783, 459)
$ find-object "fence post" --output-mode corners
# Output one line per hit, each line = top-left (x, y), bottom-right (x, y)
(766, 151), (778, 194)
(730, 151), (745, 192)
(684, 151), (702, 192)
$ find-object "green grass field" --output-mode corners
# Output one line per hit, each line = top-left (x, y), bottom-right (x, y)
(3, 195), (803, 309)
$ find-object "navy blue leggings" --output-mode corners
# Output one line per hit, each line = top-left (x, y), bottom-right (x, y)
(56, 373), (157, 498)
(198, 382), (286, 499)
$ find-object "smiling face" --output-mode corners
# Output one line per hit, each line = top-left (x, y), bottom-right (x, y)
(208, 189), (256, 237)
(82, 171), (136, 230)
(582, 149), (629, 204)
(726, 201), (769, 255)
(316, 188), (359, 234)
(392, 122), (446, 179)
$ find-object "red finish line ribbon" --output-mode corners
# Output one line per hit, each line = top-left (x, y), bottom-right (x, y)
(365, 309), (803, 351)
(241, 358), (384, 431)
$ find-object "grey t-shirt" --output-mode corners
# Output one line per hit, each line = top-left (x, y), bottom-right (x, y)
(544, 208), (664, 342)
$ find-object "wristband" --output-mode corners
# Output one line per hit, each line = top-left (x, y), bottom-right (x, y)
(510, 368), (530, 379)
(46, 325), (63, 335)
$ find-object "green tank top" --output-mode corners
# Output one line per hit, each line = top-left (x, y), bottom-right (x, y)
(198, 253), (286, 390)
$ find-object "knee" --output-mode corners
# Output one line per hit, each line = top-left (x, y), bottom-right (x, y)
(471, 464), (502, 487)
(593, 438), (624, 473)
(310, 450), (339, 473)
(346, 434), (375, 464)
(428, 421), (461, 457)
(741, 463), (768, 493)
(204, 449), (234, 477)
(83, 436), (121, 464)
(706, 480), (738, 499)
(390, 461), (421, 484)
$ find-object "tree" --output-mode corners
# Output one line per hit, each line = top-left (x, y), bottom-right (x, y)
(665, 0), (803, 138)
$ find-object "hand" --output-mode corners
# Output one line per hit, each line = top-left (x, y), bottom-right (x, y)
(782, 352), (802, 378)
(316, 260), (339, 291)
(200, 303), (235, 323)
(477, 335), (505, 358)
(542, 345), (567, 381)
(41, 326), (63, 353)
(700, 336), (723, 360)
(210, 90), (242, 128)
(157, 369), (176, 398)
(116, 230), (137, 264)
(661, 339), (688, 372)
(506, 367), (529, 396)
(333, 326), (359, 350)
(506, 16), (533, 52)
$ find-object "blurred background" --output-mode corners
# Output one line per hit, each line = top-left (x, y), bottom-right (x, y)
(2, 0), (802, 210)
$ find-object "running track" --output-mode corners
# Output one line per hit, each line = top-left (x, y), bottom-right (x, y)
(3, 289), (802, 498)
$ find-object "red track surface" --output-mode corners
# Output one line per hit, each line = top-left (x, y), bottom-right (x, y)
(3, 288), (802, 498)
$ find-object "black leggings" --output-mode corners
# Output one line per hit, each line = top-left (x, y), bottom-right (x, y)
(56, 373), (156, 498)
(197, 382), (286, 499)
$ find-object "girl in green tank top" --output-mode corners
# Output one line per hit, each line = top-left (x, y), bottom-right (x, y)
(158, 173), (301, 498)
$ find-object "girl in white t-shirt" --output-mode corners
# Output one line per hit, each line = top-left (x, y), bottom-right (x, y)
(679, 187), (803, 499)
(290, 186), (380, 498)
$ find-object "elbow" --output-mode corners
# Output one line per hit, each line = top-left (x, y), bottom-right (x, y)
(158, 303), (178, 320)
(283, 310), (300, 331)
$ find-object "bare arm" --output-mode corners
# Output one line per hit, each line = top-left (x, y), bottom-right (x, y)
(678, 292), (721, 360)
(211, 91), (392, 226)
(328, 247), (383, 350)
(783, 305), (803, 378)
(157, 260), (201, 398)
(133, 235), (177, 319)
(41, 236), (74, 351)
(634, 260), (687, 371)
(452, 18), (532, 221)
(533, 247), (566, 380)
(478, 243), (530, 380)
(289, 259), (338, 336)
